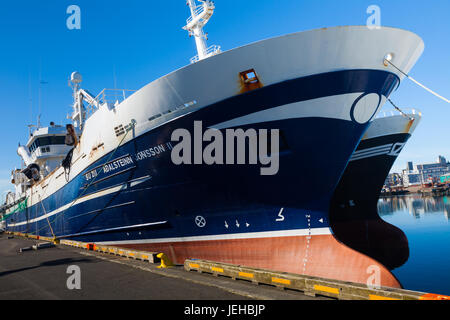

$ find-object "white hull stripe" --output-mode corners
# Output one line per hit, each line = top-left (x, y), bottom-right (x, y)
(96, 227), (332, 245)
(353, 143), (393, 155)
(350, 150), (393, 161)
(60, 221), (168, 239)
(7, 176), (151, 227)
(209, 92), (364, 129)
(350, 143), (394, 162)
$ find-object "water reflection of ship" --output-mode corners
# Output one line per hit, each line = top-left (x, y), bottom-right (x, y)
(378, 195), (450, 220)
(330, 111), (421, 276)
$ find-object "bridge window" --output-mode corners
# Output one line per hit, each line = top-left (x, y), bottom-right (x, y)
(29, 136), (67, 153)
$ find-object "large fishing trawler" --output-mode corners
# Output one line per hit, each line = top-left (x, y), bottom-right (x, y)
(0, 1), (424, 288)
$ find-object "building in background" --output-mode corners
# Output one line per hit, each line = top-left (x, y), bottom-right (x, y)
(407, 161), (414, 171)
(416, 156), (450, 184)
(401, 156), (450, 186)
(402, 170), (421, 186)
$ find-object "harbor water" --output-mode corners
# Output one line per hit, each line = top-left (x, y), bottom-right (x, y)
(378, 195), (450, 295)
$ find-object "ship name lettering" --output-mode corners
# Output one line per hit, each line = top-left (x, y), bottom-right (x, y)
(103, 156), (134, 174)
(135, 144), (167, 161)
(84, 169), (98, 181)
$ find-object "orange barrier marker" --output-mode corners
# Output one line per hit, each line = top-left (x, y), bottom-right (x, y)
(420, 293), (450, 300)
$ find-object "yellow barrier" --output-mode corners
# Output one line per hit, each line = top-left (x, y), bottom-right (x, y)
(6, 233), (162, 265)
(60, 239), (160, 263)
(185, 259), (450, 301)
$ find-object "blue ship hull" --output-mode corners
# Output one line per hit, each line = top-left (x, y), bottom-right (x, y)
(5, 69), (403, 286)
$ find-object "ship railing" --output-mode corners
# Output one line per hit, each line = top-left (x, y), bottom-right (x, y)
(86, 89), (137, 114)
(186, 5), (205, 25)
(376, 108), (422, 119)
(190, 45), (221, 64)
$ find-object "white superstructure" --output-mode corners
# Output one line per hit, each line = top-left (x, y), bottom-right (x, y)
(10, 123), (80, 201)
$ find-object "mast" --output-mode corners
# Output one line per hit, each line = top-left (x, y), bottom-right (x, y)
(69, 72), (85, 129)
(68, 72), (101, 130)
(183, 0), (221, 63)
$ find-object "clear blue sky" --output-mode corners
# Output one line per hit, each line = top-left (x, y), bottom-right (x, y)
(1, 0), (450, 199)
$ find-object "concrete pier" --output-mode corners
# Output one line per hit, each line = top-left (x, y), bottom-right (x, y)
(0, 234), (329, 300)
(2, 232), (449, 301)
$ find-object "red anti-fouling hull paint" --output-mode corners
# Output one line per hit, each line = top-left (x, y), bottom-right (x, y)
(114, 233), (401, 288)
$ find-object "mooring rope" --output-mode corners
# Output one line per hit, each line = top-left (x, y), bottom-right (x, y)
(27, 166), (58, 238)
(38, 194), (55, 239)
(384, 58), (450, 104)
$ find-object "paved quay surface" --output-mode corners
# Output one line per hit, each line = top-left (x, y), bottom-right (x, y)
(0, 235), (329, 300)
